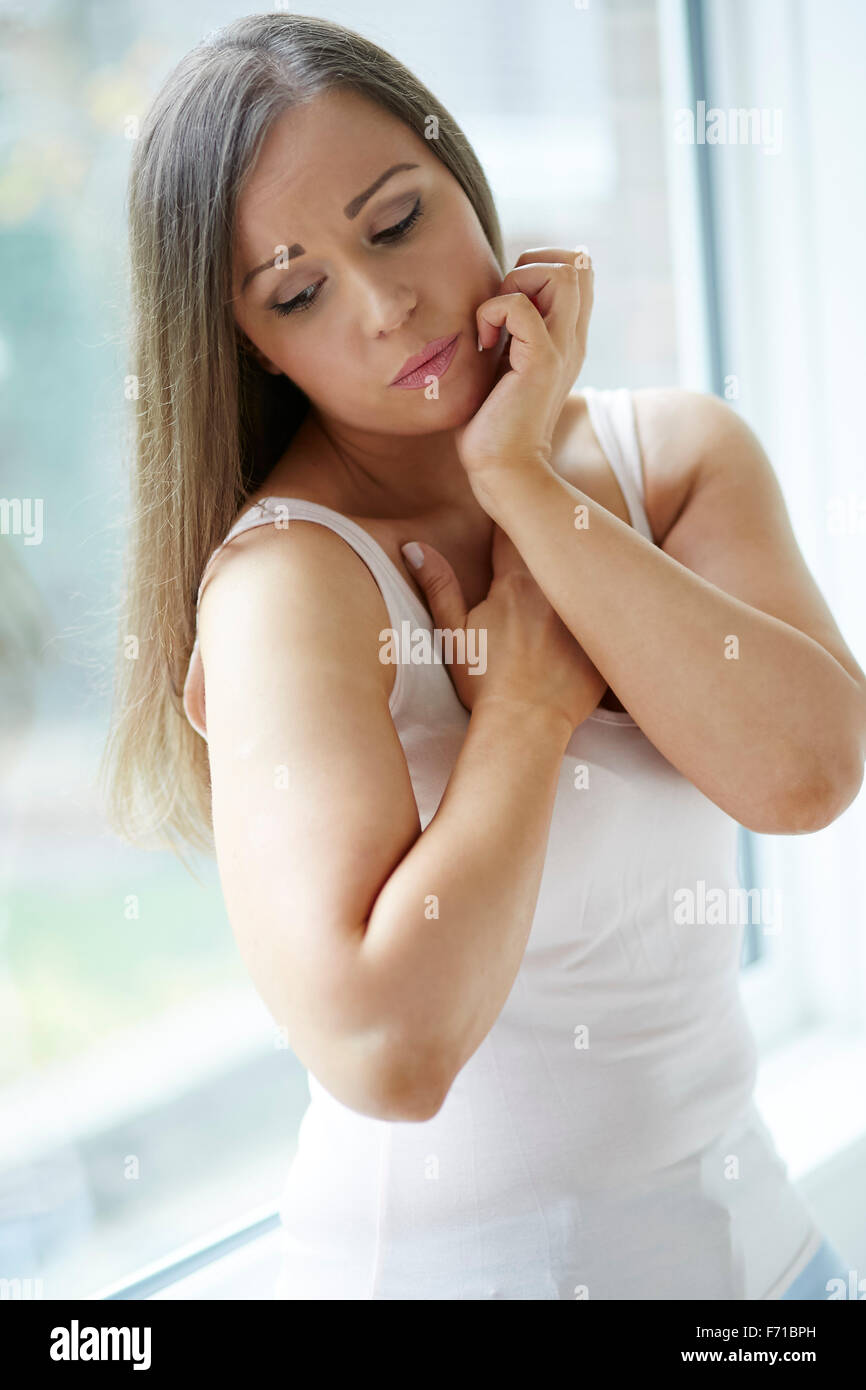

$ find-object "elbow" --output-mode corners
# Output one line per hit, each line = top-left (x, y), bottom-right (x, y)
(754, 754), (865, 835)
(308, 1053), (447, 1124)
(377, 1078), (448, 1124)
(374, 1038), (453, 1123)
(301, 1027), (449, 1123)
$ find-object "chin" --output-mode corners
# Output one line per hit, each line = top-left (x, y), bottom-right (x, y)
(384, 380), (479, 430)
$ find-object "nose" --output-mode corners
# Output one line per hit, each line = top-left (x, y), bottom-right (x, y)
(377, 299), (415, 339)
(344, 258), (416, 338)
(372, 288), (416, 340)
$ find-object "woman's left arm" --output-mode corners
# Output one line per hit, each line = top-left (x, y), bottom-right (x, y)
(474, 390), (866, 834)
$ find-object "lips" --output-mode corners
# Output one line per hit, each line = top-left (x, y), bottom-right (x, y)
(390, 333), (460, 386)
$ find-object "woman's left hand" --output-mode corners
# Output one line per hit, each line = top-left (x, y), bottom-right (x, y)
(454, 246), (594, 491)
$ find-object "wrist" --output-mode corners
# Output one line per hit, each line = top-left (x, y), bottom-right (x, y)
(472, 693), (574, 748)
(468, 452), (560, 521)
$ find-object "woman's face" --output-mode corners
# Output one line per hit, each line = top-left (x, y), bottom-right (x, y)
(231, 88), (504, 436)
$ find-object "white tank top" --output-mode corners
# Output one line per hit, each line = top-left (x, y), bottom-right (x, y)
(183, 387), (822, 1300)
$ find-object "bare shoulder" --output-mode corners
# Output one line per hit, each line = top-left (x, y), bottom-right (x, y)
(630, 386), (738, 464)
(197, 513), (396, 705)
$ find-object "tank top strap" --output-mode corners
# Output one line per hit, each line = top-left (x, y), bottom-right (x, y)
(196, 497), (430, 624)
(581, 387), (654, 542)
(182, 496), (431, 742)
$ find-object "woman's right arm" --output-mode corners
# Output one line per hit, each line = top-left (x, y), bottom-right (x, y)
(199, 521), (577, 1123)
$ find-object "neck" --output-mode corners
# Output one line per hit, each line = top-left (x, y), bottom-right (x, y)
(304, 409), (478, 521)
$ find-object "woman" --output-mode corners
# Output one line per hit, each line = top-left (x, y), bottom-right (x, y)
(101, 13), (865, 1299)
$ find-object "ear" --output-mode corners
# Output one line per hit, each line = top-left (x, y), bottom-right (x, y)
(254, 351), (284, 377)
(238, 332), (283, 376)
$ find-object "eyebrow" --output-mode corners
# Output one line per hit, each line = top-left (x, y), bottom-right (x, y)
(240, 161), (420, 295)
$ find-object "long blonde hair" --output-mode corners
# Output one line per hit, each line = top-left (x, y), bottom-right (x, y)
(99, 12), (505, 865)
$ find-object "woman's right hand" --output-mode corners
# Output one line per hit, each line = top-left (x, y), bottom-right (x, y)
(401, 524), (608, 733)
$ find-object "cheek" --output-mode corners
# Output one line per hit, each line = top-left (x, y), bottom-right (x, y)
(451, 219), (484, 264)
(293, 336), (368, 403)
(447, 223), (502, 298)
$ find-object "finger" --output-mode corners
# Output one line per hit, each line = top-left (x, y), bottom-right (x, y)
(476, 290), (554, 368)
(513, 245), (590, 270)
(399, 541), (468, 630)
(493, 261), (581, 351)
(574, 259), (594, 357)
(512, 246), (594, 352)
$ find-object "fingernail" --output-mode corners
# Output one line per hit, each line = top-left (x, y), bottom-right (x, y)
(477, 332), (483, 351)
(401, 541), (424, 569)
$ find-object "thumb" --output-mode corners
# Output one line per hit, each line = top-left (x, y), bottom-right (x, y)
(400, 541), (468, 631)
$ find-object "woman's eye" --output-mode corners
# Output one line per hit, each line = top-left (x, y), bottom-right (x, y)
(272, 282), (323, 317)
(373, 197), (423, 245)
(272, 198), (424, 318)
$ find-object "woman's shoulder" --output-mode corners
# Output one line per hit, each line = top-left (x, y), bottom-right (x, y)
(194, 505), (396, 702)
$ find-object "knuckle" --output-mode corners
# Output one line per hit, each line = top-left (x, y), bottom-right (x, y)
(423, 568), (452, 601)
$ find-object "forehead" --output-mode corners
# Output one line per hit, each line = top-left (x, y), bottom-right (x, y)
(234, 90), (425, 258)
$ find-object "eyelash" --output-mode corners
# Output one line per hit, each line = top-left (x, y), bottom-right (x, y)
(271, 198), (424, 318)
